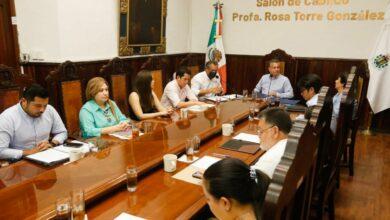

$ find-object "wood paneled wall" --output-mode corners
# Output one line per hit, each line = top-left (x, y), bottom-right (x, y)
(17, 53), (389, 132)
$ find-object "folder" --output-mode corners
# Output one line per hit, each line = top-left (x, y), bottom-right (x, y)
(220, 139), (260, 154)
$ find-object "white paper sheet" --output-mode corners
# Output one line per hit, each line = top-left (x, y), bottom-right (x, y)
(26, 148), (69, 164)
(205, 96), (229, 102)
(178, 155), (199, 163)
(109, 131), (144, 140)
(233, 133), (260, 144)
(190, 156), (221, 170)
(54, 140), (90, 154)
(185, 104), (215, 112)
(114, 213), (145, 220)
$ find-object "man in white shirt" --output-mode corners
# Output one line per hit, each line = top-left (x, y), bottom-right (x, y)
(191, 61), (223, 98)
(297, 73), (322, 107)
(251, 108), (292, 178)
(0, 84), (68, 161)
(253, 59), (294, 98)
(161, 67), (205, 108)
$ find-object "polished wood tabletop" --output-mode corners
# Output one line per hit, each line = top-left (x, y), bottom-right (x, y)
(86, 119), (264, 220)
(0, 100), (266, 219)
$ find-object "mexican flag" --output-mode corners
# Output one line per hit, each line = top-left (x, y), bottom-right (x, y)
(206, 1), (227, 92)
(367, 4), (390, 114)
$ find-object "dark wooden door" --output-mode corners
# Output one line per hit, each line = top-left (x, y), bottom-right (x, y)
(0, 0), (18, 67)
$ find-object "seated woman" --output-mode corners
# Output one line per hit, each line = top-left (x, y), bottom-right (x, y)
(128, 70), (172, 120)
(79, 77), (130, 138)
(202, 158), (270, 220)
(330, 72), (348, 134)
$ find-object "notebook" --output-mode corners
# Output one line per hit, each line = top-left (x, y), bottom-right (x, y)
(25, 148), (69, 166)
(25, 140), (89, 166)
(220, 139), (260, 154)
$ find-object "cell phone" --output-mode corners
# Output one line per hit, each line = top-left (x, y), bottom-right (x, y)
(63, 142), (83, 148)
(192, 171), (203, 179)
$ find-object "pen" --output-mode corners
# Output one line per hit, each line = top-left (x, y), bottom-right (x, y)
(212, 153), (230, 158)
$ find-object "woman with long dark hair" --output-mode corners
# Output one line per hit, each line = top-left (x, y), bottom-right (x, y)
(202, 158), (270, 220)
(128, 70), (172, 120)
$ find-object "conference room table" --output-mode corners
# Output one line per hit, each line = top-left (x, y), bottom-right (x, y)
(0, 99), (270, 219)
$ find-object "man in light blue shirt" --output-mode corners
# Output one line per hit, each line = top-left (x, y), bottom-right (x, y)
(253, 59), (294, 99)
(0, 84), (67, 161)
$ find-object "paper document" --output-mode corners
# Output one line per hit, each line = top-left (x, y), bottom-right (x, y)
(206, 96), (229, 102)
(178, 155), (199, 163)
(115, 213), (145, 220)
(233, 133), (260, 144)
(185, 104), (215, 112)
(173, 156), (221, 185)
(109, 131), (144, 140)
(26, 148), (69, 165)
(191, 156), (221, 170)
(54, 140), (90, 154)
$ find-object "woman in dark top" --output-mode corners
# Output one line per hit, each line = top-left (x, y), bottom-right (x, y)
(202, 158), (270, 220)
(128, 70), (172, 120)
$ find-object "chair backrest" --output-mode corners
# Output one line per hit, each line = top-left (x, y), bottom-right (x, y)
(264, 49), (298, 88)
(46, 61), (84, 137)
(100, 57), (131, 115)
(141, 57), (164, 99)
(263, 119), (318, 219)
(179, 53), (201, 78)
(329, 73), (356, 174)
(0, 65), (21, 112)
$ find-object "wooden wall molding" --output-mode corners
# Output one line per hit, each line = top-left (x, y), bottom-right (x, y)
(16, 52), (389, 132)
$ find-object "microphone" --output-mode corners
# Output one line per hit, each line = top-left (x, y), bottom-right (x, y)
(267, 74), (273, 97)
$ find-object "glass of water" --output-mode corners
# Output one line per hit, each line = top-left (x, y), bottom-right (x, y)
(192, 135), (201, 154)
(55, 197), (71, 220)
(71, 189), (85, 220)
(126, 165), (138, 192)
(243, 89), (248, 99)
(185, 139), (194, 162)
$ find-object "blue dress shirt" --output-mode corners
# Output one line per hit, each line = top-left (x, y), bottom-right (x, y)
(0, 103), (68, 160)
(254, 74), (294, 98)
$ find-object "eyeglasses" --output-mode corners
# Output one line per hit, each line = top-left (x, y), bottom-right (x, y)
(257, 125), (274, 135)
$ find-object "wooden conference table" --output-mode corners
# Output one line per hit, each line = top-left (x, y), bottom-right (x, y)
(0, 99), (268, 219)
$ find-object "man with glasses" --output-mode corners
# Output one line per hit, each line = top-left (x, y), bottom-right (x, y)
(0, 84), (67, 161)
(251, 108), (292, 178)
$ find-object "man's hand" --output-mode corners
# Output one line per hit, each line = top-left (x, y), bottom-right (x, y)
(269, 91), (277, 97)
(23, 141), (52, 156)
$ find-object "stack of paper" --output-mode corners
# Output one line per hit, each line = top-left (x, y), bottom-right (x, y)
(25, 149), (69, 166)
(25, 140), (90, 166)
(233, 133), (260, 144)
(173, 156), (221, 185)
(54, 140), (90, 154)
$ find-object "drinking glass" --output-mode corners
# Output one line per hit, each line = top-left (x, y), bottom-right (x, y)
(143, 121), (152, 133)
(71, 190), (85, 220)
(243, 89), (248, 98)
(185, 139), (194, 162)
(55, 197), (71, 220)
(126, 165), (138, 192)
(249, 106), (255, 121)
(192, 135), (201, 154)
(131, 124), (140, 138)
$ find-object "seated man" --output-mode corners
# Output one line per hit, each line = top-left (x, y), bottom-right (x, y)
(253, 59), (294, 99)
(297, 73), (322, 107)
(161, 67), (205, 108)
(0, 84), (68, 161)
(251, 108), (292, 178)
(191, 61), (223, 98)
